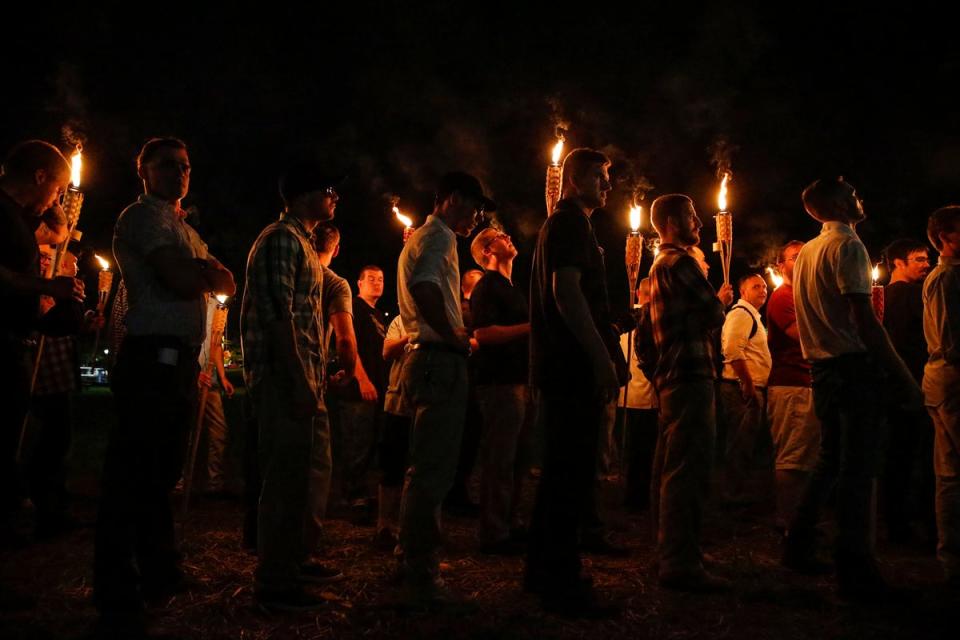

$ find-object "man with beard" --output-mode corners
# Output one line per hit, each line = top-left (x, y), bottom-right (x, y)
(648, 194), (733, 592)
(241, 163), (343, 611)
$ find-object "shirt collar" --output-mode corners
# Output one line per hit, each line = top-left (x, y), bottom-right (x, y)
(139, 193), (187, 219)
(820, 221), (858, 238)
(737, 298), (760, 316)
(425, 214), (455, 238)
(939, 255), (960, 267)
(279, 212), (315, 241)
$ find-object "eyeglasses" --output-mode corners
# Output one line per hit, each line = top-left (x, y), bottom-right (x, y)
(324, 187), (338, 198)
(151, 159), (191, 173)
(909, 256), (930, 264)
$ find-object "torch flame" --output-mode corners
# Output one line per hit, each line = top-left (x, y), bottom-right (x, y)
(393, 206), (413, 228)
(94, 254), (110, 270)
(872, 264), (880, 283)
(766, 266), (784, 289)
(629, 205), (642, 232)
(551, 138), (565, 165)
(215, 294), (229, 305)
(717, 172), (730, 212)
(70, 147), (82, 188)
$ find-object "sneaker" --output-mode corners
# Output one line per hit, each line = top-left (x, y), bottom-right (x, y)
(298, 560), (345, 584)
(256, 588), (327, 612)
(659, 570), (733, 593)
(400, 577), (477, 613)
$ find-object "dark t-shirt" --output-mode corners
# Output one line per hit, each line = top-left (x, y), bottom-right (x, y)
(471, 271), (529, 385)
(350, 297), (390, 399)
(766, 284), (811, 387)
(884, 281), (926, 383)
(529, 199), (623, 391)
(0, 189), (41, 338)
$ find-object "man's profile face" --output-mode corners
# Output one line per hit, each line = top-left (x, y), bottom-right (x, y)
(301, 187), (338, 222)
(448, 193), (484, 237)
(32, 167), (70, 214)
(740, 275), (768, 309)
(485, 231), (517, 263)
(841, 183), (866, 224)
(142, 147), (191, 202)
(675, 204), (702, 248)
(358, 268), (384, 301)
(897, 249), (930, 283)
(575, 163), (612, 210)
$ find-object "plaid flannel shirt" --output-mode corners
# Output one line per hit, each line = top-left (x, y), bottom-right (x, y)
(34, 335), (79, 396)
(649, 243), (726, 390)
(240, 214), (325, 392)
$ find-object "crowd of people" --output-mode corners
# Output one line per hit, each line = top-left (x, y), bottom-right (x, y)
(1, 137), (958, 636)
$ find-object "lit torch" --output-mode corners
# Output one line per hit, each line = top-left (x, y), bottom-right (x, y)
(183, 293), (230, 520)
(51, 146), (84, 279)
(713, 172), (733, 287)
(545, 136), (564, 215)
(766, 266), (784, 290)
(626, 205), (643, 309)
(871, 264), (884, 321)
(393, 206), (415, 243)
(94, 255), (113, 315)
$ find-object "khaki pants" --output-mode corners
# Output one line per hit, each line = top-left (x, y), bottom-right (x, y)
(653, 379), (716, 577)
(398, 349), (468, 583)
(927, 367), (960, 579)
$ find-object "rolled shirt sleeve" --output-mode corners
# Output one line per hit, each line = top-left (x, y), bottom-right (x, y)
(722, 308), (753, 364)
(837, 239), (872, 296)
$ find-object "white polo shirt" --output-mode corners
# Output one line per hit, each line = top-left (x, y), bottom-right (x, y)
(397, 214), (464, 345)
(721, 298), (772, 386)
(793, 221), (872, 362)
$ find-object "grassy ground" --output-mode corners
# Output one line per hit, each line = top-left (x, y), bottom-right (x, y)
(1, 389), (958, 639)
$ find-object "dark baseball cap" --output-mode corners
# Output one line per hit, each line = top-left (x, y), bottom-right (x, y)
(279, 162), (346, 206)
(436, 171), (497, 212)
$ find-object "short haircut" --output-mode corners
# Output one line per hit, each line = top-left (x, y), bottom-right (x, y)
(314, 223), (340, 254)
(801, 177), (851, 221)
(777, 240), (805, 265)
(1, 140), (69, 181)
(928, 206), (960, 250)
(562, 148), (610, 185)
(358, 265), (383, 280)
(136, 137), (187, 171)
(470, 228), (500, 268)
(883, 238), (928, 269)
(737, 272), (764, 291)
(650, 194), (693, 236)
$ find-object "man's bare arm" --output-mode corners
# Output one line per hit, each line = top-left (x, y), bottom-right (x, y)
(409, 281), (468, 350)
(554, 267), (618, 398)
(474, 323), (530, 346)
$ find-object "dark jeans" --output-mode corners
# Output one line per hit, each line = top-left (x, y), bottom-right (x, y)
(619, 407), (658, 510)
(882, 401), (936, 541)
(447, 379), (482, 504)
(526, 388), (604, 587)
(28, 392), (73, 526)
(789, 354), (886, 565)
(379, 412), (411, 488)
(94, 336), (199, 613)
(0, 336), (31, 520)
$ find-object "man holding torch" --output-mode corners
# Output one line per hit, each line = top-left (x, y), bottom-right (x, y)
(94, 138), (235, 632)
(783, 177), (921, 601)
(1, 140), (83, 553)
(648, 194), (733, 592)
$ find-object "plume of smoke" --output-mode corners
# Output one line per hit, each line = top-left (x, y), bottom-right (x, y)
(61, 122), (87, 151)
(548, 96), (571, 138)
(709, 136), (739, 179)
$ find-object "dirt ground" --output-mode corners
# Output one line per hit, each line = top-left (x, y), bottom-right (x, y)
(2, 390), (958, 639)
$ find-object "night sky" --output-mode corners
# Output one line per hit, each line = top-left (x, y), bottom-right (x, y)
(4, 4), (959, 321)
